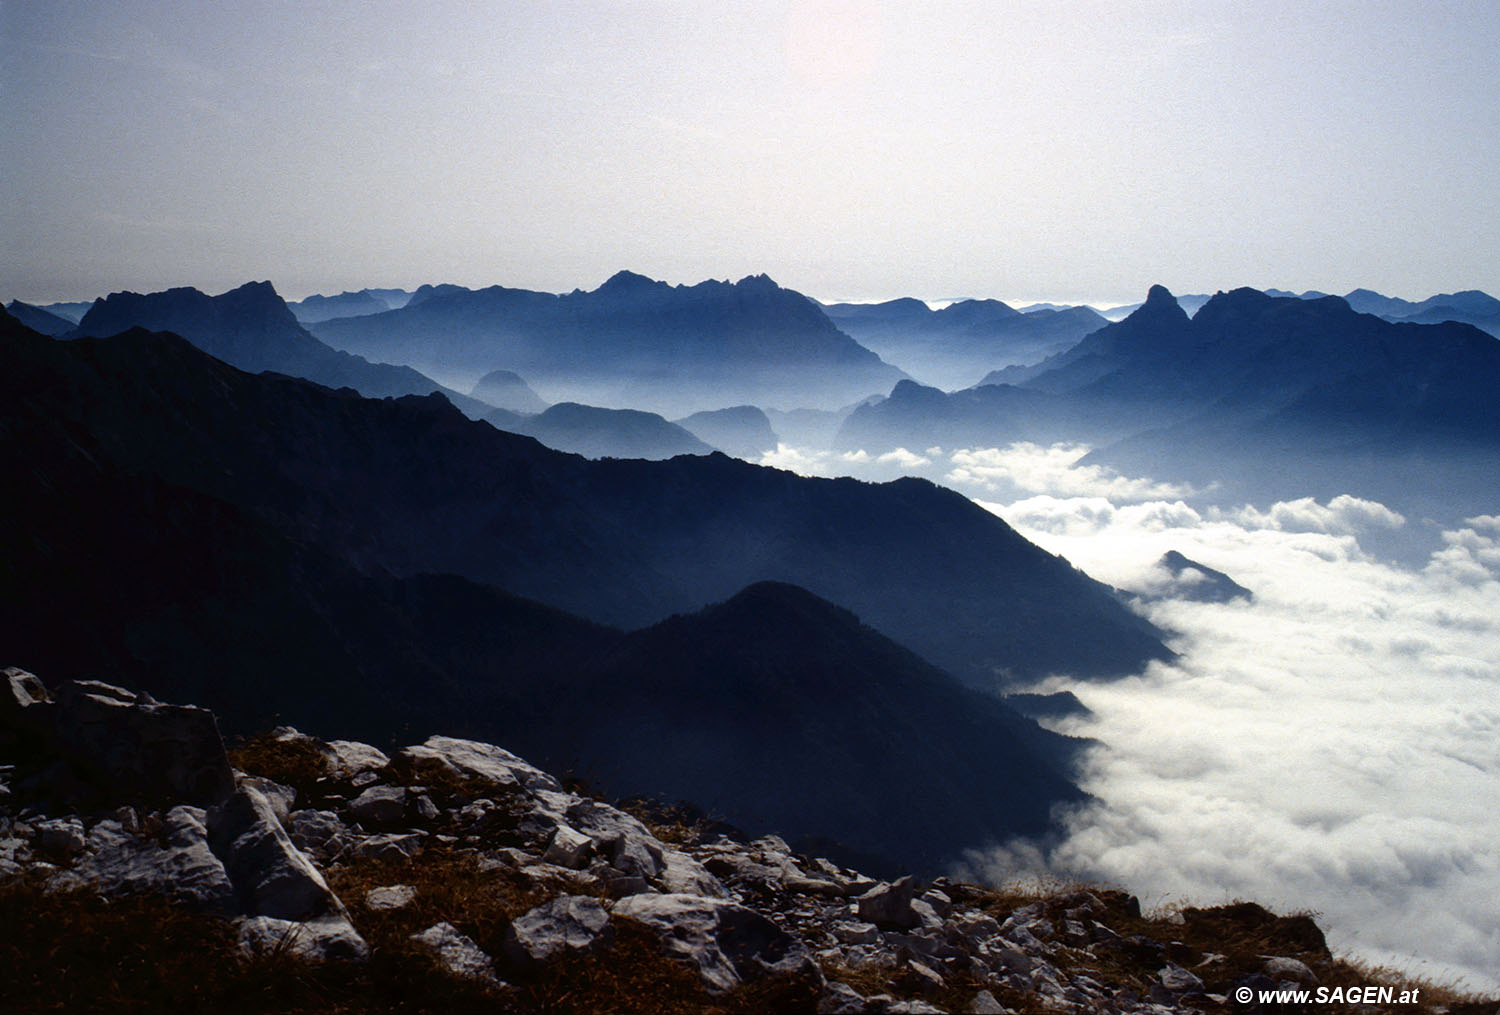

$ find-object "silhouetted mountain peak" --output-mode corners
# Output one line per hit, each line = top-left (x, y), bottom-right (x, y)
(213, 280), (298, 322)
(709, 579), (858, 628)
(732, 273), (781, 292)
(596, 269), (667, 295)
(1109, 285), (1191, 337)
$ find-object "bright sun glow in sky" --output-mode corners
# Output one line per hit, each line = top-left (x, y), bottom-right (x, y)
(4, 1), (1499, 305)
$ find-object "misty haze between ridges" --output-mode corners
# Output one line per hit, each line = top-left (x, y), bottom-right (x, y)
(4, 272), (1499, 992)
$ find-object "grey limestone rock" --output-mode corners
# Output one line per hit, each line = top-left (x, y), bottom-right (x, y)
(238, 914), (370, 962)
(541, 823), (593, 869)
(287, 809), (348, 859)
(349, 831), (425, 863)
(53, 680), (236, 806)
(399, 736), (560, 795)
(1158, 961), (1205, 994)
(33, 816), (87, 860)
(503, 894), (612, 967)
(208, 785), (346, 922)
(1263, 955), (1319, 984)
(857, 875), (919, 929)
(612, 892), (819, 994)
(411, 921), (502, 985)
(67, 806), (235, 911)
(365, 884), (417, 910)
(819, 980), (870, 1013)
(969, 988), (1007, 1013)
(325, 740), (390, 780)
(349, 784), (406, 826)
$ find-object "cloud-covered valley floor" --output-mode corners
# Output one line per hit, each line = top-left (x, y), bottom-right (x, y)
(762, 442), (1500, 993)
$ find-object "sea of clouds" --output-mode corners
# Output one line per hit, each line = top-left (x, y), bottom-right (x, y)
(762, 441), (1500, 993)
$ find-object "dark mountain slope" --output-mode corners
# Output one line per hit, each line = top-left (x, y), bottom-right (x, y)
(548, 581), (1088, 872)
(70, 281), (490, 416)
(1, 316), (1168, 688)
(310, 271), (907, 415)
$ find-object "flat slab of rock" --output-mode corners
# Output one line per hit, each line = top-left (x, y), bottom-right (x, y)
(365, 884), (417, 910)
(411, 922), (502, 985)
(238, 914), (369, 962)
(612, 892), (817, 994)
(64, 806), (235, 912)
(399, 737), (560, 795)
(503, 894), (612, 967)
(349, 785), (406, 826)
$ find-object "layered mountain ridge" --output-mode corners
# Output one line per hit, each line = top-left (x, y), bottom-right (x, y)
(1, 307), (1176, 870)
(3, 310), (1167, 688)
(840, 285), (1500, 522)
(309, 271), (908, 415)
(69, 281), (490, 416)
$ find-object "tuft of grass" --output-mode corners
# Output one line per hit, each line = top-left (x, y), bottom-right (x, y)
(227, 732), (335, 800)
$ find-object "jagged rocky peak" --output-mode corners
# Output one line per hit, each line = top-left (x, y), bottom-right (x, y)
(1135, 283), (1189, 322)
(732, 272), (781, 291)
(3, 665), (1383, 1013)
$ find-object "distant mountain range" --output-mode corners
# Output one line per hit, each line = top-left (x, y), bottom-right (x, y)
(308, 271), (908, 416)
(287, 288), (412, 324)
(1099, 287), (1500, 337)
(485, 402), (714, 461)
(842, 285), (1500, 522)
(477, 402), (781, 462)
(823, 297), (1108, 390)
(66, 282), (491, 416)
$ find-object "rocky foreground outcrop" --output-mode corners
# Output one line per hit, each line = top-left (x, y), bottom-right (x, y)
(0, 667), (1481, 1014)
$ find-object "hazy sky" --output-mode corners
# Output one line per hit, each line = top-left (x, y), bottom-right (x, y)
(5, 1), (1499, 305)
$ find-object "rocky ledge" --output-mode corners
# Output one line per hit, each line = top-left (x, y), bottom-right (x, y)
(0, 667), (1485, 1014)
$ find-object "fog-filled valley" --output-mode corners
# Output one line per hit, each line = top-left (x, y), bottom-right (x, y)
(5, 271), (1499, 999)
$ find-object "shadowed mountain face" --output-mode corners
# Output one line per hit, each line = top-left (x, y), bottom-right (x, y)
(549, 580), (1089, 872)
(0, 310), (1091, 872)
(1, 313), (1168, 690)
(841, 286), (1500, 523)
(486, 402), (714, 460)
(309, 271), (908, 416)
(824, 297), (1108, 390)
(70, 282), (490, 417)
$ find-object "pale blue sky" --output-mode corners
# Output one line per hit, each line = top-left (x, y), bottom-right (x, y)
(4, 1), (1498, 305)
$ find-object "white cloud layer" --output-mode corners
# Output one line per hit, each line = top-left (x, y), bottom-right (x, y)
(948, 443), (1199, 501)
(962, 492), (1500, 993)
